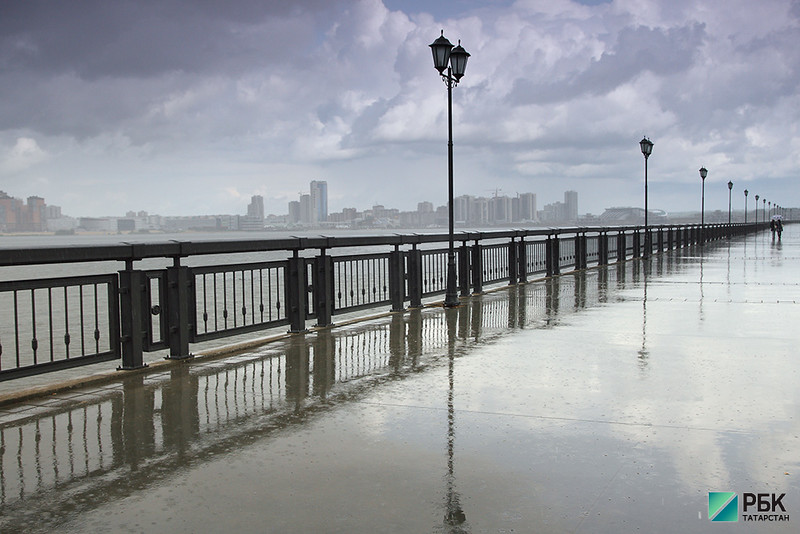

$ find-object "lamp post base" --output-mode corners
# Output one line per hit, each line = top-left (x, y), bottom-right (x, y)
(444, 253), (460, 307)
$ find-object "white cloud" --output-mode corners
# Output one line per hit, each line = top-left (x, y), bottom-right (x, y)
(0, 136), (47, 173)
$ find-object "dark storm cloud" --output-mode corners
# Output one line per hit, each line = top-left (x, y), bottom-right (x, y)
(508, 23), (706, 105)
(0, 0), (339, 137)
(0, 0), (334, 78)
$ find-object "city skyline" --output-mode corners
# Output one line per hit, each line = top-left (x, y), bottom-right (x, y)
(1, 1), (798, 219)
(4, 182), (789, 234)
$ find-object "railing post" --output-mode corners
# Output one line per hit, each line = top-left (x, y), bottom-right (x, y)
(407, 246), (423, 308)
(508, 237), (518, 285)
(517, 238), (527, 283)
(118, 262), (147, 370)
(471, 240), (483, 294)
(632, 230), (641, 258)
(667, 227), (673, 250)
(165, 260), (192, 359)
(598, 231), (608, 266)
(576, 232), (587, 270)
(389, 246), (406, 312)
(546, 234), (560, 276)
(286, 251), (307, 333)
(657, 227), (664, 252)
(313, 250), (334, 327)
(617, 231), (626, 262)
(458, 241), (470, 296)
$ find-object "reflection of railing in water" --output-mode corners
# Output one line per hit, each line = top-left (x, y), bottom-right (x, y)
(0, 223), (759, 380)
(0, 259), (653, 528)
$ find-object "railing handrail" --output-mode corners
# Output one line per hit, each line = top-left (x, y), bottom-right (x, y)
(0, 221), (764, 267)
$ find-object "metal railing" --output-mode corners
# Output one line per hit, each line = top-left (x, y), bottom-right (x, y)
(0, 222), (765, 381)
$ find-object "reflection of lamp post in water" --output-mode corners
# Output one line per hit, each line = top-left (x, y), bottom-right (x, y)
(443, 309), (467, 531)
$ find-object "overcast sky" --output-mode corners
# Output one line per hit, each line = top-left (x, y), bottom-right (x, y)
(1, 0), (798, 218)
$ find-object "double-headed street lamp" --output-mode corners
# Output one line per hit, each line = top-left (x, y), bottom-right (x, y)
(639, 137), (654, 258)
(727, 180), (733, 225)
(430, 30), (470, 308)
(699, 167), (707, 245)
(744, 189), (749, 223)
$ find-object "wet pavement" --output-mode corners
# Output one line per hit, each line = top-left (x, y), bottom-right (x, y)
(0, 228), (797, 533)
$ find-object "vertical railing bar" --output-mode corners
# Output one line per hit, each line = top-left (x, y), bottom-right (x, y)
(232, 270), (238, 329)
(14, 290), (20, 369)
(93, 283), (100, 354)
(360, 258), (366, 305)
(30, 289), (38, 365)
(250, 269), (255, 325)
(79, 285), (86, 357)
(203, 273), (208, 334)
(268, 268), (273, 322)
(48, 288), (54, 362)
(64, 286), (70, 360)
(223, 272), (228, 330)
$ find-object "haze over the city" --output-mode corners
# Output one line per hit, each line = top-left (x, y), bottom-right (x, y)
(1, 0), (798, 218)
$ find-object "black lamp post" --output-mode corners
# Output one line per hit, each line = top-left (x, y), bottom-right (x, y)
(768, 201), (772, 219)
(430, 30), (470, 308)
(639, 137), (654, 258)
(727, 180), (733, 225)
(763, 198), (766, 222)
(744, 189), (748, 223)
(699, 167), (707, 245)
(754, 194), (759, 225)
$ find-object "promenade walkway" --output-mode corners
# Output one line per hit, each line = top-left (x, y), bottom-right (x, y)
(0, 226), (797, 533)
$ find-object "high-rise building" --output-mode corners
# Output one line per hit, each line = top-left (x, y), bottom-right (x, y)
(492, 195), (512, 223)
(247, 195), (264, 220)
(299, 194), (312, 224)
(288, 201), (301, 223)
(417, 201), (434, 213)
(519, 193), (537, 221)
(241, 195), (265, 231)
(454, 195), (471, 223)
(310, 181), (328, 223)
(564, 190), (578, 221)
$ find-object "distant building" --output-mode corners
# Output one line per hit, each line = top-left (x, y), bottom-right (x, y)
(247, 195), (264, 220)
(299, 194), (312, 224)
(287, 201), (301, 224)
(564, 191), (578, 222)
(0, 191), (48, 232)
(518, 193), (537, 222)
(310, 180), (328, 223)
(242, 195), (265, 231)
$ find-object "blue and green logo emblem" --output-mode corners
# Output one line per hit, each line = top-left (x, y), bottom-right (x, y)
(709, 492), (739, 522)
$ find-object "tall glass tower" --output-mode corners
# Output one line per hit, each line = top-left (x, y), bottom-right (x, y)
(310, 181), (328, 223)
